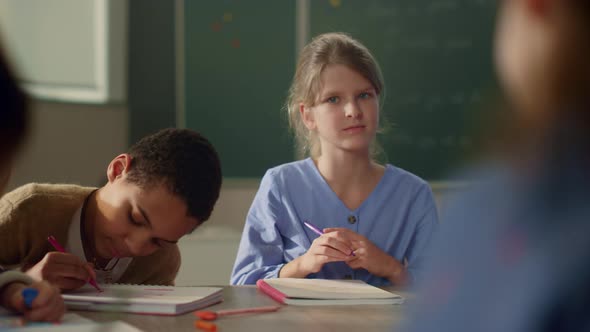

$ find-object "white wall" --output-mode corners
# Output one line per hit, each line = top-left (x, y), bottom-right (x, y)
(176, 181), (259, 286)
(0, 0), (127, 103)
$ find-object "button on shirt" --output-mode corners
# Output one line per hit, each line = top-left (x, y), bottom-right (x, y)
(230, 158), (439, 286)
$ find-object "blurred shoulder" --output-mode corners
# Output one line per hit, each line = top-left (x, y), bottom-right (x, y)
(2, 183), (95, 203)
(1, 183), (95, 214)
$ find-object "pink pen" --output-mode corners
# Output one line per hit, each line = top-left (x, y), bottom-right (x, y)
(303, 221), (355, 256)
(47, 235), (103, 292)
(303, 221), (323, 236)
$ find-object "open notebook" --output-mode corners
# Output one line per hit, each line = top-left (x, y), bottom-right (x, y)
(257, 278), (404, 306)
(62, 284), (223, 316)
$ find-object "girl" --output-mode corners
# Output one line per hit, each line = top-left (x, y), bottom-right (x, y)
(231, 32), (438, 287)
(406, 0), (590, 331)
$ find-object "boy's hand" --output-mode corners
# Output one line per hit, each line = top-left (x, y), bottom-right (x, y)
(2, 281), (65, 322)
(26, 251), (96, 290)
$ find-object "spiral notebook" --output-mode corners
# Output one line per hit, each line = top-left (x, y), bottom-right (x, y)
(256, 278), (404, 306)
(62, 284), (223, 316)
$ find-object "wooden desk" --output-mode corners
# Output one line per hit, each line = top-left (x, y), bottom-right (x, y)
(78, 286), (409, 332)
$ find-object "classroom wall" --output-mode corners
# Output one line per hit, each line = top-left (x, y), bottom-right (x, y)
(6, 100), (128, 190)
(2, 1), (466, 287)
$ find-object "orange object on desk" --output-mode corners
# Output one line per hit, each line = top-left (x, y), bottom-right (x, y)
(194, 305), (281, 321)
(195, 320), (217, 332)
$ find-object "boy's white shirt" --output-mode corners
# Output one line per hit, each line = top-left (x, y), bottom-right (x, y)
(67, 206), (132, 284)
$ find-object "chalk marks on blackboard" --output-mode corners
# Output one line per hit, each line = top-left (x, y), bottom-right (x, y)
(209, 11), (240, 49)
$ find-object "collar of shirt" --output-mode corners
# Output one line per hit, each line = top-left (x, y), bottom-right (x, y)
(67, 205), (133, 283)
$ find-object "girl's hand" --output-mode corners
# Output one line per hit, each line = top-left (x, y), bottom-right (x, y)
(324, 228), (408, 285)
(2, 280), (65, 322)
(25, 251), (96, 290)
(300, 232), (355, 274)
(280, 231), (355, 278)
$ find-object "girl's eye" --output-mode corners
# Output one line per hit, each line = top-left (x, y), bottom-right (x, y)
(326, 96), (339, 104)
(359, 92), (372, 99)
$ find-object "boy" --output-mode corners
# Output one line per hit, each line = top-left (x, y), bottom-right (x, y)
(0, 128), (222, 289)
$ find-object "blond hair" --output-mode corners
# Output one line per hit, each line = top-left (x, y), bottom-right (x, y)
(285, 32), (385, 159)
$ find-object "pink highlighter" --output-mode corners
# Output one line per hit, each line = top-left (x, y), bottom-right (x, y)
(47, 235), (103, 292)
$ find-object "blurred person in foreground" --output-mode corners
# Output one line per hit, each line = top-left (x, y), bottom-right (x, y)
(405, 0), (590, 331)
(0, 38), (64, 321)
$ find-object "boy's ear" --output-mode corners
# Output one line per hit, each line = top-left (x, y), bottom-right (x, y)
(106, 154), (132, 183)
(299, 103), (316, 131)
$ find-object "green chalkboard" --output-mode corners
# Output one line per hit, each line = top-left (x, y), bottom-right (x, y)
(185, 1), (499, 179)
(184, 1), (295, 178)
(310, 0), (499, 179)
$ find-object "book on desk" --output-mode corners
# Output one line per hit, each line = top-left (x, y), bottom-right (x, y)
(257, 278), (404, 305)
(62, 284), (223, 316)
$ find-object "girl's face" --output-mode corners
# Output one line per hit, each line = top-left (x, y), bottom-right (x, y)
(301, 64), (379, 156)
(90, 156), (198, 260)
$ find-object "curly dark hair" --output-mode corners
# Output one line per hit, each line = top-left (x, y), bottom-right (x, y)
(126, 128), (222, 224)
(0, 41), (28, 165)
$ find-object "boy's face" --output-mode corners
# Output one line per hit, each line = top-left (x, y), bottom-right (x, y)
(90, 155), (198, 259)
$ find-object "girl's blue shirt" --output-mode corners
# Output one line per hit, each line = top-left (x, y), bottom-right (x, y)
(230, 158), (438, 286)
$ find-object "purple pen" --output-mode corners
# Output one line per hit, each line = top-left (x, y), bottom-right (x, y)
(303, 221), (324, 236)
